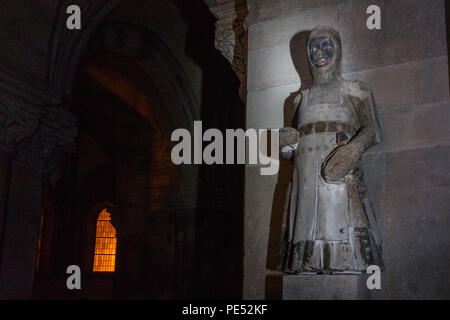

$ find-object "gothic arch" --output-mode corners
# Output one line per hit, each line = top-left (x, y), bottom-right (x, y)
(48, 0), (123, 96)
(48, 1), (200, 196)
(48, 1), (199, 129)
(74, 20), (200, 196)
(86, 21), (200, 133)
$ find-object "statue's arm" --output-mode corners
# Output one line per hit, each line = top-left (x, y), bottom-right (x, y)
(347, 124), (377, 155)
(348, 81), (382, 154)
(279, 91), (303, 160)
(323, 81), (381, 182)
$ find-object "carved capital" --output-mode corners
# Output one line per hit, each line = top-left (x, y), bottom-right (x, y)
(0, 65), (62, 156)
(207, 0), (249, 102)
(0, 99), (40, 155)
(15, 106), (77, 174)
(0, 65), (78, 184)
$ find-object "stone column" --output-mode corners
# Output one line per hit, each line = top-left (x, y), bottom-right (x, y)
(0, 149), (12, 273)
(0, 151), (10, 221)
(0, 99), (40, 295)
(206, 0), (249, 102)
(0, 67), (77, 299)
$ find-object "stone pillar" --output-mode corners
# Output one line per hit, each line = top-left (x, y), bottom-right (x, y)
(206, 0), (249, 102)
(0, 99), (40, 295)
(0, 67), (77, 299)
(0, 150), (12, 270)
(0, 161), (43, 298)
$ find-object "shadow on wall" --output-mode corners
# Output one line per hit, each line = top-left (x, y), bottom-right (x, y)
(265, 30), (311, 299)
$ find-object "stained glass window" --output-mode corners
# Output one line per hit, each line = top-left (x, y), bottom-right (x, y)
(93, 208), (117, 272)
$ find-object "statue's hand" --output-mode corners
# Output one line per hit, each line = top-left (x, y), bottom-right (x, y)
(279, 127), (299, 148)
(322, 143), (362, 182)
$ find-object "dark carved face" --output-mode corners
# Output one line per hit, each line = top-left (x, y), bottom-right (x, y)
(308, 36), (335, 67)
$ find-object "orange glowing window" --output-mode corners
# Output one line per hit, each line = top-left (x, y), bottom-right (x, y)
(93, 208), (117, 272)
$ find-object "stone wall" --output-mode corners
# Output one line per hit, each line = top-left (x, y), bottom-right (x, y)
(244, 0), (450, 299)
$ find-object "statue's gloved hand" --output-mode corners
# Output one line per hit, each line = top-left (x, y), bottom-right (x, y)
(279, 127), (299, 160)
(279, 127), (299, 148)
(322, 143), (362, 182)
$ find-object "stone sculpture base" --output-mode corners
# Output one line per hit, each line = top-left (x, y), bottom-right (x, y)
(282, 274), (369, 300)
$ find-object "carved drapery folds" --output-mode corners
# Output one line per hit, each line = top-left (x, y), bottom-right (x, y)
(207, 0), (249, 102)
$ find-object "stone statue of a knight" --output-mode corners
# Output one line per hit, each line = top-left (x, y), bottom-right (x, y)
(277, 26), (384, 273)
